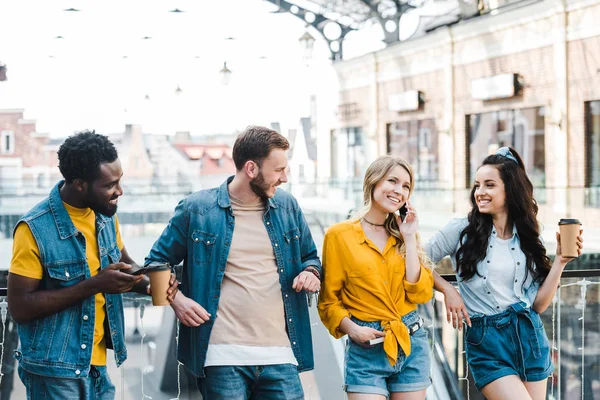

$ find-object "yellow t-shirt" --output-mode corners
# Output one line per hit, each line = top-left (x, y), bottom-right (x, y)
(10, 203), (124, 366)
(318, 219), (434, 365)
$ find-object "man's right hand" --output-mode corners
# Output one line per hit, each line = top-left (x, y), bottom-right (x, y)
(93, 262), (145, 294)
(170, 293), (211, 327)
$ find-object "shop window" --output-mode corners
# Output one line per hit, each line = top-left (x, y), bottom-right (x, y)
(466, 107), (546, 188)
(386, 119), (438, 183)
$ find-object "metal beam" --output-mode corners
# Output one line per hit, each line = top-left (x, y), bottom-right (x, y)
(359, 0), (415, 44)
(264, 0), (355, 60)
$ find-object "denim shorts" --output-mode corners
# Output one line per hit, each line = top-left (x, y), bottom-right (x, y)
(18, 364), (115, 400)
(344, 310), (431, 397)
(465, 302), (554, 390)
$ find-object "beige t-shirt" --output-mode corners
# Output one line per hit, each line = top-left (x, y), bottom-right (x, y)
(205, 193), (296, 366)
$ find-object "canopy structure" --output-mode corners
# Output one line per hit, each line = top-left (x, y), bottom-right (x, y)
(264, 0), (483, 60)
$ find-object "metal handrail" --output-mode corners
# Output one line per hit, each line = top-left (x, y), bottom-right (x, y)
(1, 269), (599, 297)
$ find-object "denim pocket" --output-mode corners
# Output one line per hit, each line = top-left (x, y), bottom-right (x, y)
(465, 325), (486, 346)
(46, 262), (86, 286)
(192, 231), (217, 264)
(283, 227), (301, 262)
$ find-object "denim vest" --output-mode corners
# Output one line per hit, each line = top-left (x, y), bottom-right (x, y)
(13, 181), (127, 378)
(145, 177), (322, 377)
(425, 218), (540, 317)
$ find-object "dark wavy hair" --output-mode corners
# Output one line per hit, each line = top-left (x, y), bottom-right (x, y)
(57, 130), (118, 183)
(456, 147), (551, 283)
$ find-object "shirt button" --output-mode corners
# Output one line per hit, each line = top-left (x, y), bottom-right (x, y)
(487, 291), (491, 294)
(83, 315), (89, 321)
(194, 238), (199, 242)
(280, 269), (284, 273)
(517, 262), (520, 265)
(295, 235), (299, 239)
(81, 344), (87, 349)
(496, 306), (500, 309)
(275, 243), (278, 247)
(288, 318), (292, 322)
(381, 260), (385, 263)
(285, 294), (288, 298)
(483, 277), (487, 280)
(266, 222), (270, 225)
(490, 245), (493, 248)
(515, 279), (518, 283)
(486, 260), (490, 263)
(511, 248), (515, 250)
(75, 370), (81, 375)
(292, 341), (296, 345)
(206, 241), (210, 244)
(65, 271), (70, 278)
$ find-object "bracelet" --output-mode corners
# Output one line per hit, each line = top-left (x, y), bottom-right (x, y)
(304, 266), (321, 280)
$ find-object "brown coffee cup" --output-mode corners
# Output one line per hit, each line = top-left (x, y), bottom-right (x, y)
(558, 219), (581, 258)
(148, 265), (171, 306)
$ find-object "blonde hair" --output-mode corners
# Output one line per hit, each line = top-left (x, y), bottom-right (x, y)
(355, 156), (432, 267)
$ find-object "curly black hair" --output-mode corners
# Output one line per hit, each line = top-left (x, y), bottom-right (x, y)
(456, 147), (552, 284)
(57, 130), (118, 183)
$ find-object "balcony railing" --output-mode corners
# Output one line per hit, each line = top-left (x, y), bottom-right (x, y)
(1, 268), (598, 399)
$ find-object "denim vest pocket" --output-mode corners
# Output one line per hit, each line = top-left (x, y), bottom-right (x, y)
(465, 325), (486, 346)
(283, 227), (301, 262)
(191, 231), (217, 264)
(46, 262), (87, 286)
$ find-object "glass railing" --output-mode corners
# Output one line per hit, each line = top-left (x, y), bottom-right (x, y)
(1, 270), (598, 399)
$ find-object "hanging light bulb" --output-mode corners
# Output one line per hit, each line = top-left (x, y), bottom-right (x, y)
(220, 62), (232, 86)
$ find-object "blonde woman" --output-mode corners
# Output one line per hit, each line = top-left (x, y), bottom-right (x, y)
(318, 156), (434, 400)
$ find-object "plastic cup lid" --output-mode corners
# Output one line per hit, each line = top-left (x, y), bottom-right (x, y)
(558, 218), (581, 225)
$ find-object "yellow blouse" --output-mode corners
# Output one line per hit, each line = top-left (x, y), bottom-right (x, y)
(317, 219), (434, 365)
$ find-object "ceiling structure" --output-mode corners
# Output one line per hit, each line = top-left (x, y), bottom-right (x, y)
(265, 0), (480, 60)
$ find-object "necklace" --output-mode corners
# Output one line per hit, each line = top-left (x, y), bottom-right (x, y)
(362, 217), (385, 227)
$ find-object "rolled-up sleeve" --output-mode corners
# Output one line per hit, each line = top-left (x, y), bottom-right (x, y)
(317, 232), (350, 338)
(404, 264), (434, 304)
(145, 198), (189, 268)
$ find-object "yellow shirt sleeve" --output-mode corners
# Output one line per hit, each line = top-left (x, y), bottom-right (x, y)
(9, 222), (43, 280)
(403, 264), (434, 304)
(115, 215), (124, 250)
(317, 231), (351, 339)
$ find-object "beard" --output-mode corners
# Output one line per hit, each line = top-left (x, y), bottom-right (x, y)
(249, 171), (272, 199)
(86, 187), (118, 217)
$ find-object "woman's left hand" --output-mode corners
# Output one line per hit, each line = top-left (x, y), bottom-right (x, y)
(555, 228), (584, 265)
(398, 201), (418, 236)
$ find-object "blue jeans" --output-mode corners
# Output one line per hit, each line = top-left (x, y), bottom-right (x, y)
(197, 364), (304, 400)
(18, 365), (115, 400)
(344, 310), (432, 397)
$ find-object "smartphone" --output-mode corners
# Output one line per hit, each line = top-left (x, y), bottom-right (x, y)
(368, 337), (385, 345)
(398, 204), (408, 223)
(131, 263), (170, 275)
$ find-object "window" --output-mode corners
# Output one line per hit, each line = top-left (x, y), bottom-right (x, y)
(585, 101), (600, 187)
(466, 107), (545, 188)
(1, 130), (15, 154)
(386, 119), (439, 183)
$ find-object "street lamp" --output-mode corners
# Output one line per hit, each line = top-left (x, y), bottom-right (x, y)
(298, 30), (316, 61)
(220, 62), (232, 86)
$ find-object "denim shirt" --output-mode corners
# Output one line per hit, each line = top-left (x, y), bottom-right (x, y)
(13, 181), (127, 378)
(425, 218), (539, 317)
(145, 177), (322, 378)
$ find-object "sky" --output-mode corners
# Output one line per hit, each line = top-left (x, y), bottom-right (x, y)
(0, 0), (381, 137)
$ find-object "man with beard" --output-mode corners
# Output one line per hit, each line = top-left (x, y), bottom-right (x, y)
(145, 125), (321, 399)
(8, 131), (177, 399)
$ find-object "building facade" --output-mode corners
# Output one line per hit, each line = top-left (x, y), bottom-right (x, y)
(331, 0), (600, 203)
